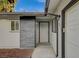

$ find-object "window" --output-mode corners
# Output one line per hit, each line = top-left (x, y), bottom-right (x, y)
(11, 21), (15, 30)
(16, 21), (19, 30)
(11, 20), (19, 31)
(52, 17), (58, 33)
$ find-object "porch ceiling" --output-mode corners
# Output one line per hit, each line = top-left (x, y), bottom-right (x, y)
(48, 0), (61, 13)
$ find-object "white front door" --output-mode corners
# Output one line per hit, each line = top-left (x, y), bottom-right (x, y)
(40, 22), (49, 43)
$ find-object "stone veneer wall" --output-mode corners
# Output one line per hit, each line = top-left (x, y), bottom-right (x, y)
(20, 20), (35, 49)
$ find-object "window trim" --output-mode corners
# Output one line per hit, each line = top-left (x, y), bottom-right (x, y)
(11, 20), (19, 32)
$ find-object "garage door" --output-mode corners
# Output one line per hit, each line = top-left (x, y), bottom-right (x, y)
(65, 1), (79, 58)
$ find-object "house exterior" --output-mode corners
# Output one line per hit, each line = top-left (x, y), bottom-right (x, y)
(0, 0), (79, 58)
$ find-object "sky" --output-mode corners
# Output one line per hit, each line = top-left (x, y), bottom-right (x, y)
(14, 0), (46, 12)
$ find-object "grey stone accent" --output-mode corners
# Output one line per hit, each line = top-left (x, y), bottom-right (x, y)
(20, 20), (35, 49)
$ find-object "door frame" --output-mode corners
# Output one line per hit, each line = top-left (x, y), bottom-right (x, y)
(56, 17), (59, 57)
(52, 17), (59, 57)
(39, 21), (50, 43)
(61, 0), (79, 58)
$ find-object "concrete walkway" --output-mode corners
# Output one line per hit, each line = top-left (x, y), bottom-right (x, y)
(32, 43), (56, 58)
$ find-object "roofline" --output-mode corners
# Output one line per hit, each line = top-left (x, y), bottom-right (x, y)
(0, 12), (45, 16)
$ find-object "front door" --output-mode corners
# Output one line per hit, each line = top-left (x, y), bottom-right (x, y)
(39, 22), (49, 43)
